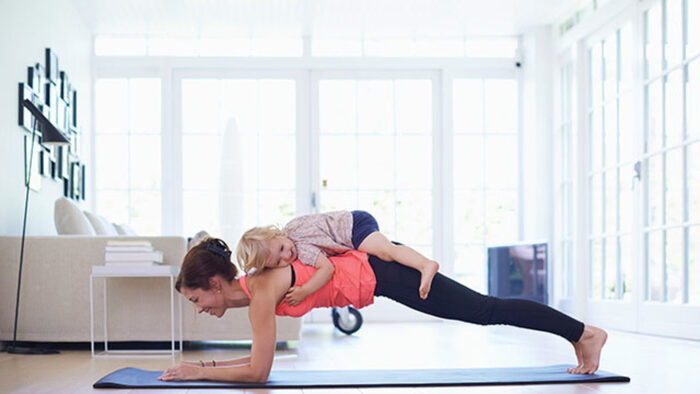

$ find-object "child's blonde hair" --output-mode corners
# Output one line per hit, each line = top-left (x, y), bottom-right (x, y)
(236, 225), (285, 273)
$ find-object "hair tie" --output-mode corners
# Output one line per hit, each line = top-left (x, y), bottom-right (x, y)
(205, 240), (232, 259)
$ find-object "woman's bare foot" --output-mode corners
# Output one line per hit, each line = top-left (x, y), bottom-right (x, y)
(567, 325), (607, 374)
(419, 261), (440, 299)
(567, 341), (584, 373)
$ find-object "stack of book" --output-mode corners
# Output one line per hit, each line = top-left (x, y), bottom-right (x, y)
(104, 240), (163, 268)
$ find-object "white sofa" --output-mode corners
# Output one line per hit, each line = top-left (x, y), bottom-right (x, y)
(0, 200), (301, 343)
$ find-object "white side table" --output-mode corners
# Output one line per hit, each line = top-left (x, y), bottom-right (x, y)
(90, 265), (183, 358)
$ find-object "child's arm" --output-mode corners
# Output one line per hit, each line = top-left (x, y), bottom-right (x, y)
(284, 253), (335, 306)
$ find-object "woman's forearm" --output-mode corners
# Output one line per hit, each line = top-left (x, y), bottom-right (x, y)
(195, 263), (279, 383)
(215, 355), (252, 367)
(186, 355), (251, 368)
(199, 363), (268, 383)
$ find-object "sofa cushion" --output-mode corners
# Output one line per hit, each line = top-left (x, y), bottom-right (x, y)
(54, 197), (96, 235)
(114, 223), (137, 236)
(84, 211), (119, 235)
(187, 230), (210, 250)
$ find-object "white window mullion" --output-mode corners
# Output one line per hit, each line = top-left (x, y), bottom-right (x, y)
(615, 29), (624, 300)
(309, 72), (320, 214)
(170, 70), (184, 235)
(296, 70), (312, 216)
(682, 0), (690, 302)
(126, 80), (132, 228)
(160, 66), (173, 235)
(432, 70), (446, 271)
(517, 70), (525, 241)
(441, 69), (454, 276)
(392, 80), (399, 238)
(661, 8), (668, 301)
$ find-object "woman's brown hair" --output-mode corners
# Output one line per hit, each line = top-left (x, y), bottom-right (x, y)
(175, 237), (238, 292)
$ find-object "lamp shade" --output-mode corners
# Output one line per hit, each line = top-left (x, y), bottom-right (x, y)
(22, 99), (70, 146)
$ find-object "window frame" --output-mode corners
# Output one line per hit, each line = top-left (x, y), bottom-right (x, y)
(93, 55), (522, 322)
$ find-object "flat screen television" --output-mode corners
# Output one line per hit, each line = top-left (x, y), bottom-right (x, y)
(487, 242), (548, 304)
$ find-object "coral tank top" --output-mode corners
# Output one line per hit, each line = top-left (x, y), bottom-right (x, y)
(238, 250), (376, 317)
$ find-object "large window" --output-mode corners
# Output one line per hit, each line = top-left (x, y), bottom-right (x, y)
(643, 0), (699, 304)
(573, 0), (700, 339)
(556, 61), (575, 301)
(93, 61), (521, 313)
(180, 78), (297, 241)
(94, 78), (161, 234)
(452, 78), (519, 292)
(317, 77), (434, 259)
(587, 22), (635, 301)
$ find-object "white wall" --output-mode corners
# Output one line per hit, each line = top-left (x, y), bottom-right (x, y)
(521, 26), (555, 243)
(0, 0), (92, 235)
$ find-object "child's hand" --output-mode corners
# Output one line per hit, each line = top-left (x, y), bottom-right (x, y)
(284, 286), (308, 306)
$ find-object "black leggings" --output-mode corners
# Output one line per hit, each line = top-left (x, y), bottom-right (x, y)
(368, 255), (585, 343)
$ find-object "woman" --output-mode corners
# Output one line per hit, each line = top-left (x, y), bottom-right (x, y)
(159, 238), (607, 383)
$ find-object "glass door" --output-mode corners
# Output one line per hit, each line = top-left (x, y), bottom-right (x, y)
(554, 57), (576, 313)
(94, 77), (162, 235)
(637, 0), (700, 339)
(174, 70), (308, 245)
(451, 77), (519, 294)
(310, 70), (439, 321)
(585, 0), (700, 339)
(585, 19), (638, 331)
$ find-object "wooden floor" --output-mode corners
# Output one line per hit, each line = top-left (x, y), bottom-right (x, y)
(1, 321), (698, 393)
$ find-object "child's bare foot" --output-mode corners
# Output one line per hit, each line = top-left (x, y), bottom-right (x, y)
(567, 325), (607, 374)
(419, 261), (439, 299)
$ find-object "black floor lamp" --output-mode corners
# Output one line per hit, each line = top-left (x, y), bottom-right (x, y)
(7, 99), (70, 354)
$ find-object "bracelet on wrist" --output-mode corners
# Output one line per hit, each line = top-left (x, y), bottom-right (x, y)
(199, 360), (205, 367)
(212, 360), (216, 367)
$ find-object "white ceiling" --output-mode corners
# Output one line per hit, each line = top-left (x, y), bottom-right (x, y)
(70, 0), (579, 38)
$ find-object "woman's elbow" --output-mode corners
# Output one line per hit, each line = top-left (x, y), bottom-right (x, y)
(244, 366), (270, 383)
(250, 370), (270, 383)
(254, 375), (269, 384)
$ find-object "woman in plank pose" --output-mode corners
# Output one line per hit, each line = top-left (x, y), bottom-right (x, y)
(159, 237), (607, 383)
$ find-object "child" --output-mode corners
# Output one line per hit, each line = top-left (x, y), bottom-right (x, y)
(236, 210), (439, 305)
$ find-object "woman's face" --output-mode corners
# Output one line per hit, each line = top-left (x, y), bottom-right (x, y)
(180, 285), (226, 318)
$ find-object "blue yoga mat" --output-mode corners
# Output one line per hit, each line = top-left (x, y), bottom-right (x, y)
(93, 365), (629, 389)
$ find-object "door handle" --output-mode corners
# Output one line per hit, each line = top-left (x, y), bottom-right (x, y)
(632, 160), (641, 190)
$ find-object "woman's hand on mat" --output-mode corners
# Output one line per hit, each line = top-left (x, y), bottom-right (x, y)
(284, 286), (308, 306)
(158, 362), (203, 381)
